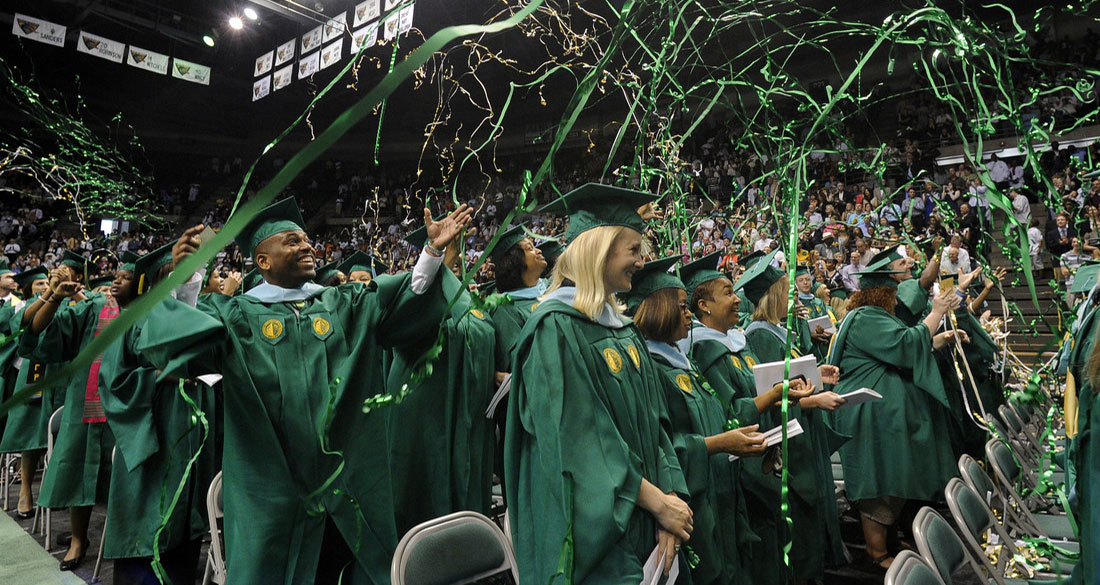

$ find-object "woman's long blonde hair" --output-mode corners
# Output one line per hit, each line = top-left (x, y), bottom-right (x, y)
(544, 225), (628, 321)
(752, 275), (790, 324)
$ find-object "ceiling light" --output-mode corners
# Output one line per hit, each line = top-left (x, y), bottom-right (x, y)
(203, 34), (216, 47)
(243, 7), (259, 20)
(228, 16), (244, 30)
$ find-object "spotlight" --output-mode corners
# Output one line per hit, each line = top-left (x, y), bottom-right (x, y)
(203, 34), (216, 47)
(228, 16), (244, 30)
(243, 7), (259, 20)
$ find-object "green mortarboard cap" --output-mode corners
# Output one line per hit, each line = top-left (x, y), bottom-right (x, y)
(679, 251), (727, 293)
(403, 214), (446, 249)
(829, 287), (848, 300)
(233, 197), (308, 257)
(1071, 264), (1100, 294)
(539, 183), (659, 243)
(739, 250), (765, 267)
(61, 251), (96, 277)
(338, 251), (389, 277)
(243, 268), (264, 292)
(795, 265), (811, 277)
(89, 275), (115, 289)
(489, 224), (531, 263)
(0, 259), (11, 276)
(537, 239), (565, 263)
(119, 251), (139, 272)
(134, 243), (175, 296)
(734, 249), (785, 304)
(864, 246), (904, 272)
(313, 262), (343, 285)
(623, 256), (686, 312)
(857, 267), (904, 290)
(13, 266), (48, 288)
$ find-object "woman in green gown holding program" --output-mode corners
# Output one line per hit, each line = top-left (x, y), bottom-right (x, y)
(504, 184), (692, 584)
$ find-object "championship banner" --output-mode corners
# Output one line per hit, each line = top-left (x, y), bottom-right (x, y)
(275, 38), (296, 66)
(126, 45), (169, 75)
(12, 13), (66, 47)
(301, 25), (322, 54)
(76, 31), (125, 63)
(172, 58), (211, 85)
(323, 12), (347, 43)
(252, 76), (271, 101)
(353, 0), (380, 27)
(273, 64), (293, 91)
(320, 40), (343, 70)
(255, 50), (273, 76)
(383, 13), (399, 41)
(352, 23), (379, 51)
(297, 51), (320, 79)
(399, 4), (415, 33)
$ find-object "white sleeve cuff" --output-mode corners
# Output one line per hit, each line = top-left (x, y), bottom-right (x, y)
(410, 249), (444, 295)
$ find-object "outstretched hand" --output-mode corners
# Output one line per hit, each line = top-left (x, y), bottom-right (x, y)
(173, 224), (206, 269)
(426, 206), (474, 251)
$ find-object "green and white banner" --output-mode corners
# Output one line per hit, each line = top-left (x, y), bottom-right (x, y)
(77, 30), (125, 62)
(127, 45), (169, 75)
(172, 58), (211, 85)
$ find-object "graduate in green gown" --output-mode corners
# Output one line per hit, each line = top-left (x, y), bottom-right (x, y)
(489, 224), (547, 375)
(0, 267), (56, 519)
(504, 184), (691, 585)
(338, 250), (389, 285)
(385, 223), (497, 536)
(826, 266), (965, 571)
(738, 251), (848, 581)
(677, 251), (816, 584)
(537, 238), (564, 276)
(1072, 309), (1100, 585)
(626, 255), (768, 585)
(795, 265), (836, 362)
(134, 198), (473, 585)
(22, 252), (115, 571)
(97, 244), (217, 585)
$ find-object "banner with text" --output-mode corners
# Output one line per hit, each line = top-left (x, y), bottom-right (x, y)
(172, 58), (211, 85)
(76, 31), (125, 62)
(12, 13), (66, 47)
(126, 45), (169, 75)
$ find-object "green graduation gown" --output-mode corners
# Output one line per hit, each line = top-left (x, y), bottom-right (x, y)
(386, 270), (497, 537)
(1067, 305), (1099, 585)
(801, 295), (835, 362)
(503, 297), (687, 585)
(490, 294), (540, 372)
(686, 333), (794, 585)
(136, 274), (446, 585)
(97, 317), (217, 559)
(650, 346), (756, 585)
(22, 296), (115, 508)
(827, 306), (957, 502)
(744, 322), (847, 580)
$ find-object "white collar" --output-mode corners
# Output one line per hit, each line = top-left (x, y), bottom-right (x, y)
(677, 322), (747, 354)
(245, 281), (326, 303)
(541, 286), (628, 328)
(646, 340), (692, 370)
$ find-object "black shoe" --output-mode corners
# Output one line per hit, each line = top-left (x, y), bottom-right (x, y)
(59, 552), (85, 572)
(14, 509), (33, 520)
(56, 532), (72, 547)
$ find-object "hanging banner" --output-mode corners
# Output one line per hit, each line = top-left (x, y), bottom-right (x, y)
(323, 12), (347, 43)
(320, 39), (343, 70)
(255, 50), (273, 76)
(275, 38), (296, 66)
(297, 51), (320, 79)
(399, 4), (415, 33)
(353, 0), (380, 28)
(172, 58), (211, 85)
(273, 64), (293, 91)
(126, 45), (169, 75)
(301, 25), (322, 54)
(76, 30), (125, 63)
(12, 13), (66, 47)
(352, 22), (379, 51)
(253, 76), (271, 101)
(383, 12), (399, 41)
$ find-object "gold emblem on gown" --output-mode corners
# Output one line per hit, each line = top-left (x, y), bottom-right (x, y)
(262, 319), (283, 339)
(312, 317), (331, 336)
(626, 345), (641, 369)
(603, 347), (623, 374)
(676, 374), (692, 393)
